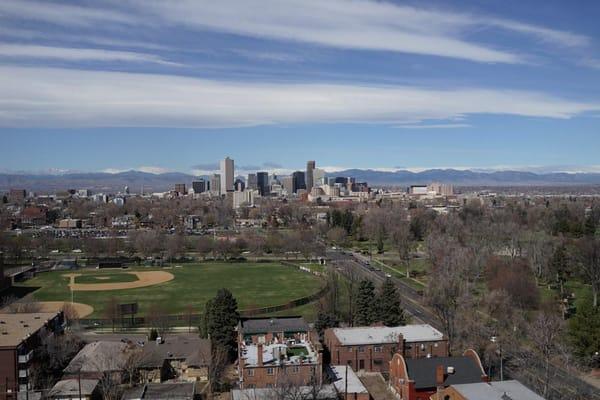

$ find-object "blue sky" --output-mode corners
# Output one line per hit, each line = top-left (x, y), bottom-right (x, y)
(1, 0), (599, 175)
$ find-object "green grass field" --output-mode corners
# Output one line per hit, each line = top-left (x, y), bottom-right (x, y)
(74, 272), (138, 284)
(20, 262), (324, 318)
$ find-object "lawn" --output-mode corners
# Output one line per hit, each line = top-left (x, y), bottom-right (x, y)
(20, 262), (324, 318)
(74, 272), (138, 284)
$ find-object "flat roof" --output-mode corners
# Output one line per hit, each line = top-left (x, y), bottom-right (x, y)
(331, 324), (444, 345)
(452, 380), (545, 400)
(0, 312), (60, 348)
(330, 365), (368, 394)
(241, 341), (318, 367)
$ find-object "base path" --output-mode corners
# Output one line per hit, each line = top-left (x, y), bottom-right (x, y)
(64, 271), (174, 291)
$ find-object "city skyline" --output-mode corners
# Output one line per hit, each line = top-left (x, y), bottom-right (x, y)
(1, 1), (600, 173)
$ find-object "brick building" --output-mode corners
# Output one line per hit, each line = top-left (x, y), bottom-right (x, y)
(0, 312), (65, 399)
(435, 380), (545, 400)
(238, 316), (313, 346)
(389, 349), (488, 400)
(237, 317), (321, 389)
(324, 324), (447, 374)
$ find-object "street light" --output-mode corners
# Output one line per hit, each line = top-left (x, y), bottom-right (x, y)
(490, 336), (503, 381)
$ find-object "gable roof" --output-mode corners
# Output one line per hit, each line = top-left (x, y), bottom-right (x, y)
(140, 335), (210, 368)
(405, 356), (485, 390)
(239, 316), (309, 335)
(64, 341), (129, 374)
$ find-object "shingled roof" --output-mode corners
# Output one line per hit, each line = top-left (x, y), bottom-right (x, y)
(405, 356), (486, 389)
(239, 316), (309, 335)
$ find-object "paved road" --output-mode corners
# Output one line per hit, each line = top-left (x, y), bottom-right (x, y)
(326, 249), (600, 400)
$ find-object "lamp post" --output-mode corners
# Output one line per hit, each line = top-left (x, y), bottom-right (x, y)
(490, 336), (503, 381)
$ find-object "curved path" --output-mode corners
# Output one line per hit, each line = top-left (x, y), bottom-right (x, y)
(63, 271), (174, 291)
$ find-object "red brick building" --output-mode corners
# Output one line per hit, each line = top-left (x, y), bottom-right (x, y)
(388, 349), (488, 400)
(0, 312), (65, 399)
(324, 324), (448, 374)
(237, 317), (322, 389)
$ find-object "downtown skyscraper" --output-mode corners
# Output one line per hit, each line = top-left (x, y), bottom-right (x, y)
(220, 157), (234, 195)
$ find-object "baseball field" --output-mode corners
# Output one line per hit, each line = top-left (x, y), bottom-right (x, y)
(19, 262), (324, 318)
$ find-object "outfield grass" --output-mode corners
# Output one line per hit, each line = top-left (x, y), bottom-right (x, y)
(74, 272), (138, 284)
(20, 262), (324, 318)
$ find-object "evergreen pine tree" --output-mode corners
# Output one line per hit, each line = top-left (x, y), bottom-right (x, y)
(205, 288), (239, 359)
(377, 278), (406, 326)
(354, 279), (376, 326)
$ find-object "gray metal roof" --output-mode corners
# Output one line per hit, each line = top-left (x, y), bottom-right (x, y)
(451, 380), (546, 400)
(49, 379), (99, 397)
(231, 385), (337, 400)
(122, 383), (195, 400)
(405, 356), (485, 389)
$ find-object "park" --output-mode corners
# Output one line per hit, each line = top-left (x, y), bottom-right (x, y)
(19, 261), (324, 318)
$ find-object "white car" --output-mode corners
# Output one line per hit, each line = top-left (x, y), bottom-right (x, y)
(385, 273), (392, 278)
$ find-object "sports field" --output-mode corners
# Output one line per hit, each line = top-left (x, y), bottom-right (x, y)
(20, 262), (323, 318)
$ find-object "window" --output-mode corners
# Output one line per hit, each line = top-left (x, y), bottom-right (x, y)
(444, 396), (450, 400)
(358, 346), (365, 353)
(291, 366), (299, 374)
(373, 359), (383, 365)
(359, 359), (365, 370)
(247, 369), (254, 377)
(374, 346), (382, 353)
(266, 367), (274, 375)
(347, 346), (353, 352)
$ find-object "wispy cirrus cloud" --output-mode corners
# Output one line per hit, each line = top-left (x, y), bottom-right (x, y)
(1, 0), (591, 65)
(0, 44), (179, 65)
(396, 123), (471, 129)
(1, 66), (597, 129)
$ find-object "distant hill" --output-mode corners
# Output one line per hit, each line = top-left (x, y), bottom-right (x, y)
(1, 169), (600, 193)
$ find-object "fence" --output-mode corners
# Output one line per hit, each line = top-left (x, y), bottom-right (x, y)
(78, 261), (329, 329)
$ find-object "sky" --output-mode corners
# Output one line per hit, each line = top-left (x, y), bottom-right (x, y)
(1, 0), (599, 175)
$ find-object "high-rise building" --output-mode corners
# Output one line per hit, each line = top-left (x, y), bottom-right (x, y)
(220, 157), (234, 195)
(257, 172), (269, 196)
(247, 173), (258, 190)
(210, 174), (221, 194)
(292, 171), (306, 193)
(235, 178), (245, 192)
(192, 179), (207, 194)
(281, 176), (294, 195)
(174, 183), (186, 195)
(306, 161), (316, 192)
(313, 168), (325, 186)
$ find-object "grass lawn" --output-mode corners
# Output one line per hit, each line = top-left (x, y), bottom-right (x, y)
(20, 262), (324, 318)
(74, 272), (138, 284)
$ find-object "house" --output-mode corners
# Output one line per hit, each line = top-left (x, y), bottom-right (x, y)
(121, 382), (195, 400)
(238, 316), (313, 345)
(63, 341), (130, 381)
(434, 380), (546, 400)
(389, 349), (488, 400)
(231, 384), (338, 400)
(324, 324), (447, 373)
(138, 336), (211, 383)
(48, 378), (100, 400)
(0, 312), (65, 397)
(328, 365), (369, 400)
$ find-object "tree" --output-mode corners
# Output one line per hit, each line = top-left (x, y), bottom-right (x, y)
(390, 220), (413, 278)
(575, 237), (600, 307)
(568, 294), (600, 368)
(327, 227), (348, 247)
(204, 288), (239, 358)
(314, 311), (339, 340)
(550, 244), (569, 296)
(377, 278), (406, 326)
(354, 279), (376, 326)
(103, 296), (121, 333)
(485, 257), (540, 310)
(528, 310), (565, 398)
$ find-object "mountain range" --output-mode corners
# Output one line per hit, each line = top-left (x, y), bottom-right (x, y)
(1, 169), (600, 193)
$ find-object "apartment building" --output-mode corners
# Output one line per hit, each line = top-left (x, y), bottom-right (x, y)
(238, 317), (321, 389)
(324, 324), (447, 374)
(0, 312), (64, 399)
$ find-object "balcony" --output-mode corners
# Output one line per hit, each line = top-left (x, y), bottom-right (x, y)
(18, 350), (33, 364)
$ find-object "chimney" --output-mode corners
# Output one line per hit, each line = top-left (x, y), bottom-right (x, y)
(257, 343), (263, 366)
(435, 364), (445, 387)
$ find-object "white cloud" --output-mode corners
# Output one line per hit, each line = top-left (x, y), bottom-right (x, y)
(0, 66), (597, 128)
(0, 44), (178, 65)
(0, 0), (591, 66)
(396, 123), (471, 129)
